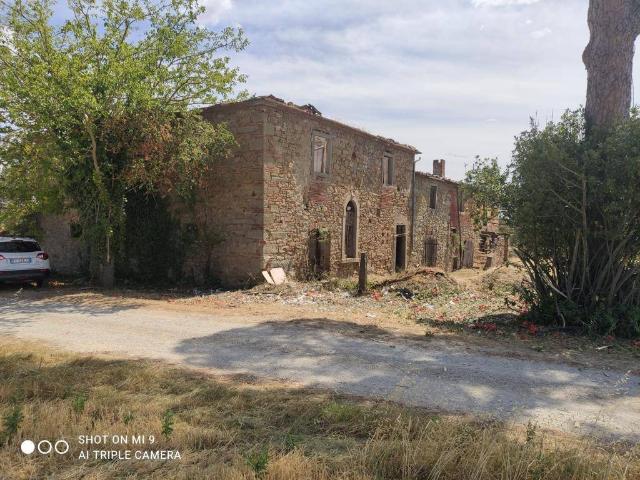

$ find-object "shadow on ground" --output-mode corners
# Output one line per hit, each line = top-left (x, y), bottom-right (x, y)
(173, 318), (640, 442)
(0, 283), (146, 331)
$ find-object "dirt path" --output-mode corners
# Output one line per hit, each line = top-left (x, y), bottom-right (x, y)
(1, 290), (638, 441)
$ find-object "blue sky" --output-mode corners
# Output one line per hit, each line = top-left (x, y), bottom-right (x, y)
(201, 0), (640, 179)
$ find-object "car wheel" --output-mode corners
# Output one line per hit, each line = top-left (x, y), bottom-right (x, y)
(36, 278), (48, 288)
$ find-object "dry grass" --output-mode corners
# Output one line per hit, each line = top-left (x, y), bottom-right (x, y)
(0, 338), (638, 479)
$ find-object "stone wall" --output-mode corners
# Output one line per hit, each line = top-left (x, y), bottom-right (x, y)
(171, 102), (266, 286)
(37, 212), (86, 275)
(37, 98), (513, 285)
(412, 173), (458, 271)
(468, 216), (509, 270)
(412, 171), (509, 272)
(258, 98), (416, 278)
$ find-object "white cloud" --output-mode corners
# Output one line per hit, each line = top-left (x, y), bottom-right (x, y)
(198, 0), (233, 24)
(472, 0), (542, 6)
(211, 0), (634, 179)
(531, 27), (552, 39)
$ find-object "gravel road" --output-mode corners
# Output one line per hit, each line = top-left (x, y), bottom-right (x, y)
(1, 292), (638, 441)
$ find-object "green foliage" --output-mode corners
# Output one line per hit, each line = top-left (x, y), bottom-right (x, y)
(282, 432), (301, 452)
(461, 156), (508, 230)
(72, 392), (87, 414)
(117, 192), (187, 284)
(316, 227), (330, 240)
(0, 131), (64, 235)
(322, 401), (364, 423)
(0, 0), (246, 280)
(509, 109), (640, 337)
(246, 447), (269, 476)
(123, 411), (134, 425)
(1, 405), (22, 444)
(161, 409), (174, 439)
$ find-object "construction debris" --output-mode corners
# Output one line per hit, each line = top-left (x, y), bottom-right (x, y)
(269, 268), (287, 285)
(262, 271), (275, 285)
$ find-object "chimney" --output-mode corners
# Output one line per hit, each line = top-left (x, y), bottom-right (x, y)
(433, 159), (445, 177)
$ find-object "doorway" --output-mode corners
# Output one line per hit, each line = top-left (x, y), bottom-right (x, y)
(424, 238), (437, 267)
(344, 201), (357, 259)
(462, 239), (474, 268)
(309, 229), (330, 278)
(395, 225), (406, 272)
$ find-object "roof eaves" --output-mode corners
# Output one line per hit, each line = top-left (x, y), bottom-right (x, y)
(203, 95), (421, 154)
(416, 171), (460, 185)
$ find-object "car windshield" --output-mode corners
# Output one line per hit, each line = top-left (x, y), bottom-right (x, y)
(0, 240), (41, 253)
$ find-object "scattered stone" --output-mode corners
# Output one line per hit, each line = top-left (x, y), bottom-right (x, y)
(269, 268), (287, 285)
(262, 271), (275, 284)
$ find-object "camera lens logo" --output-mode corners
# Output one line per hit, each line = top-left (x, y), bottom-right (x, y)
(20, 440), (35, 455)
(20, 439), (69, 455)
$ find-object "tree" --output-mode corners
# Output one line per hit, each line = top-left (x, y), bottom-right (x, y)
(583, 0), (640, 130)
(498, 1), (640, 338)
(509, 110), (640, 337)
(0, 0), (247, 285)
(460, 157), (508, 231)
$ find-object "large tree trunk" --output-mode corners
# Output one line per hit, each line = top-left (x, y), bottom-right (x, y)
(583, 0), (640, 130)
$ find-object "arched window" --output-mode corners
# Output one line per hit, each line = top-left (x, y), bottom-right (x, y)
(344, 200), (357, 259)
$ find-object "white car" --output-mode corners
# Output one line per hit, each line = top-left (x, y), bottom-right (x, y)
(0, 237), (51, 287)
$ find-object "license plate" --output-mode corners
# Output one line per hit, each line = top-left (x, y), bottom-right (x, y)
(10, 258), (31, 264)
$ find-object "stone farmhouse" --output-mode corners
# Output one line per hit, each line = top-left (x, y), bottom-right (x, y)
(38, 95), (508, 285)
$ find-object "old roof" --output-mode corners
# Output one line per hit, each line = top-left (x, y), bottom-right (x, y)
(415, 170), (459, 186)
(203, 95), (421, 155)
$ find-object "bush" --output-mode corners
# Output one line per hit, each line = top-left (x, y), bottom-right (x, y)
(509, 109), (640, 337)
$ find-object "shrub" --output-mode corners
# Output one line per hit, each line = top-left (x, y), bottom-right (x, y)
(1, 406), (22, 444)
(161, 409), (175, 440)
(509, 109), (640, 337)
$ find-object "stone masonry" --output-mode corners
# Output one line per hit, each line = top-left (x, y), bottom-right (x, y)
(412, 171), (459, 271)
(413, 160), (509, 272)
(259, 98), (417, 279)
(178, 96), (420, 285)
(36, 96), (507, 285)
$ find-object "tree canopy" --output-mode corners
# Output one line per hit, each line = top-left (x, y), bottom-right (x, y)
(0, 0), (247, 284)
(460, 157), (508, 231)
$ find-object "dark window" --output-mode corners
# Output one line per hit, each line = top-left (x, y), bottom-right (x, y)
(424, 238), (438, 267)
(395, 225), (407, 272)
(480, 234), (489, 253)
(479, 233), (498, 253)
(313, 134), (330, 174)
(344, 201), (357, 259)
(382, 154), (394, 185)
(0, 240), (41, 253)
(429, 185), (437, 209)
(70, 223), (83, 238)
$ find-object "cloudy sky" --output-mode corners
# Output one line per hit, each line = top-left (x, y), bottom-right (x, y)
(202, 0), (640, 179)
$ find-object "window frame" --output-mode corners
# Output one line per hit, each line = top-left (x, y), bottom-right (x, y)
(429, 185), (438, 209)
(382, 152), (394, 186)
(311, 131), (331, 176)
